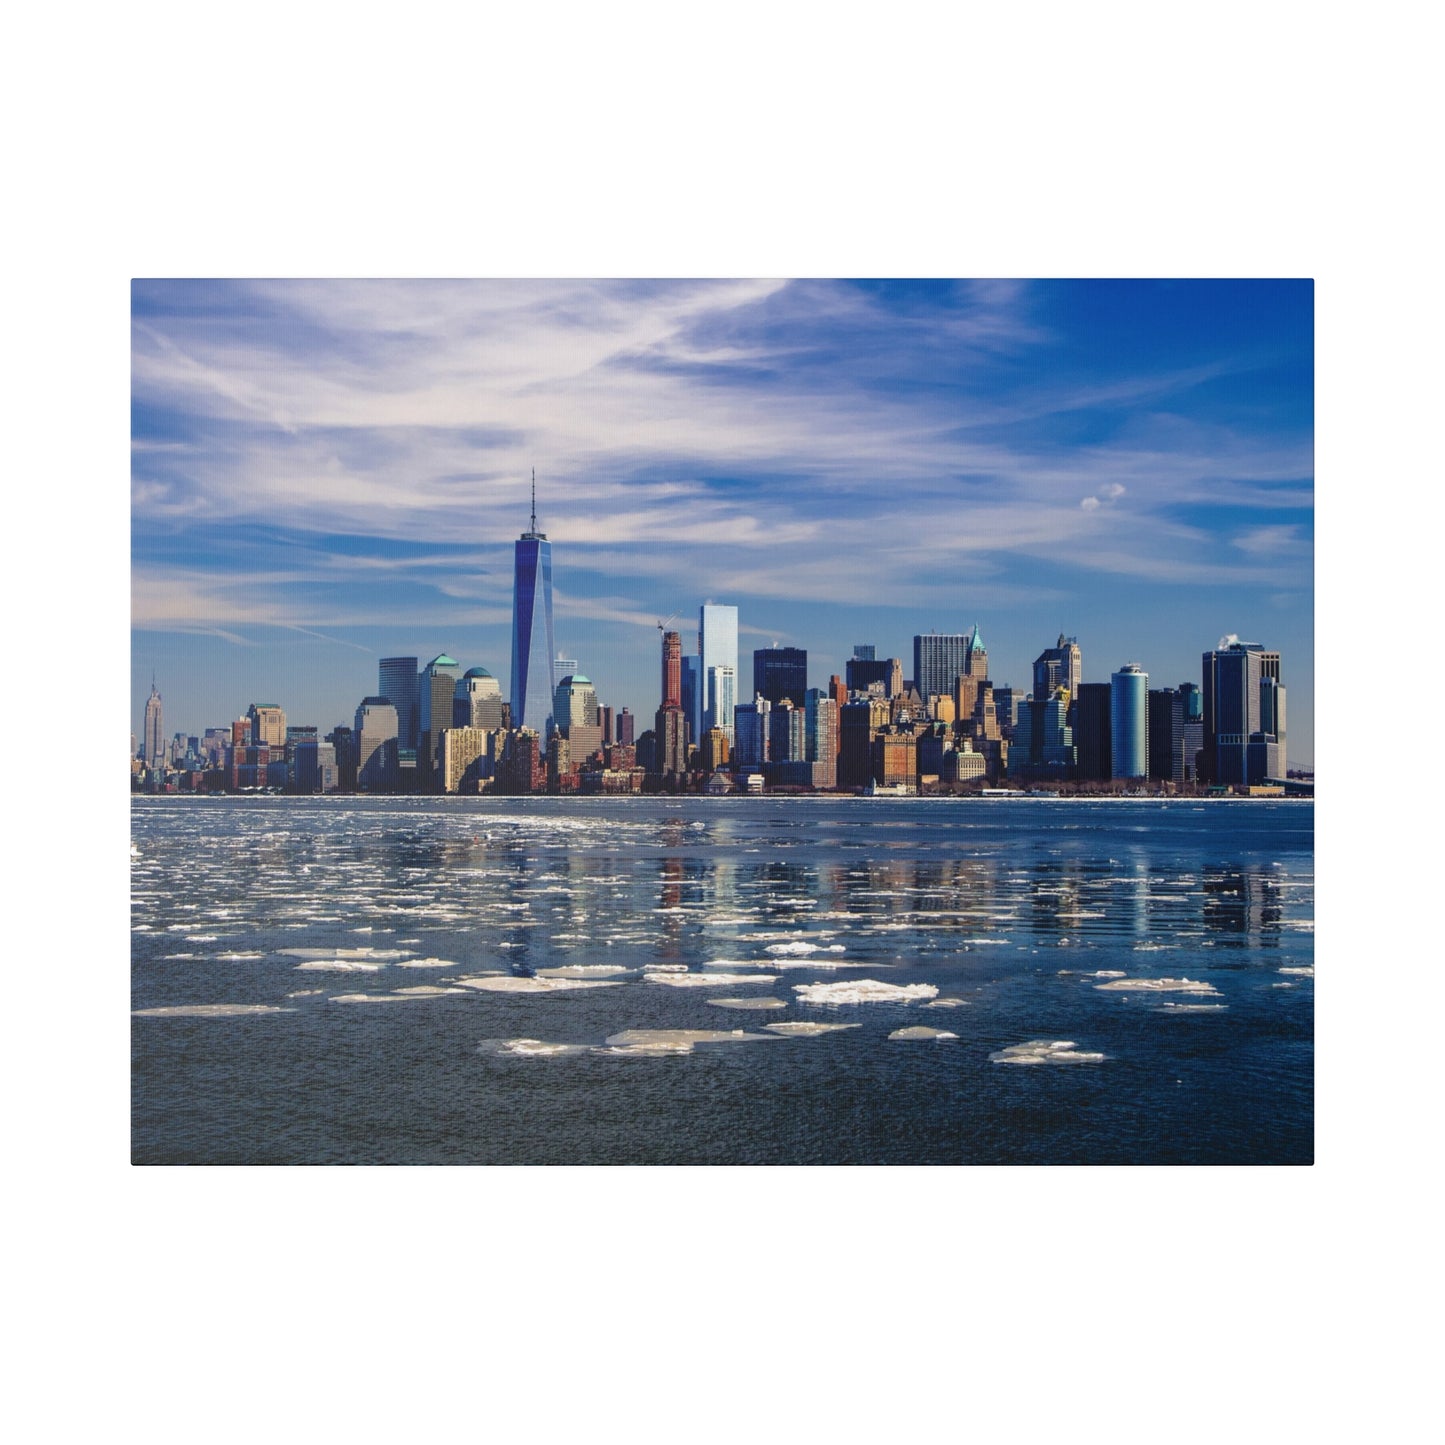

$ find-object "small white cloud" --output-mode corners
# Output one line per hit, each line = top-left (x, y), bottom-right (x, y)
(1080, 496), (1101, 511)
(1100, 482), (1127, 499)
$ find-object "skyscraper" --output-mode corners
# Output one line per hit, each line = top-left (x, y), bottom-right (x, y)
(1201, 641), (1285, 786)
(378, 657), (420, 752)
(1033, 634), (1082, 706)
(455, 666), (506, 730)
(419, 654), (461, 786)
(143, 677), (164, 769)
(753, 646), (807, 707)
(510, 472), (555, 737)
(354, 697), (399, 792)
(1110, 664), (1148, 780)
(699, 603), (738, 740)
(913, 632), (969, 703)
(656, 630), (689, 783)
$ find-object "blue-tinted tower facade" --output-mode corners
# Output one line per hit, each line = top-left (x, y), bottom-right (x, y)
(1110, 664), (1148, 779)
(510, 476), (556, 738)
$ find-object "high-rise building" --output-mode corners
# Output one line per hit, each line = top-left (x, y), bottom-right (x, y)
(1148, 688), (1187, 785)
(419, 655), (461, 786)
(553, 673), (599, 733)
(846, 653), (903, 697)
(707, 665), (736, 745)
(247, 703), (286, 748)
(699, 603), (739, 740)
(804, 689), (839, 789)
(617, 707), (635, 747)
(913, 632), (973, 703)
(769, 698), (804, 764)
(143, 678), (164, 769)
(753, 646), (807, 707)
(661, 630), (682, 709)
(510, 473), (556, 736)
(1033, 635), (1082, 708)
(733, 696), (771, 768)
(680, 656), (698, 742)
(1201, 642), (1285, 786)
(1110, 665), (1148, 780)
(455, 666), (506, 730)
(378, 658), (420, 752)
(1074, 682), (1113, 782)
(354, 697), (399, 792)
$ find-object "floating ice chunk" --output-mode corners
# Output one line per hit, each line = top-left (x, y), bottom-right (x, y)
(393, 986), (469, 996)
(707, 998), (788, 1010)
(888, 1026), (958, 1041)
(642, 963), (688, 973)
(453, 975), (625, 993)
(1278, 965), (1314, 976)
(285, 989), (325, 998)
(764, 1021), (860, 1036)
(990, 1040), (1106, 1064)
(330, 988), (470, 1003)
(644, 972), (779, 987)
(961, 937), (1011, 946)
(1087, 970), (1127, 978)
(924, 997), (969, 1008)
(133, 1004), (296, 1018)
(184, 935), (220, 943)
(393, 957), (458, 969)
(536, 965), (632, 978)
(1094, 977), (1219, 994)
(161, 953), (198, 961)
(481, 1038), (591, 1058)
(600, 1027), (776, 1055)
(294, 959), (383, 973)
(1155, 1002), (1228, 1012)
(764, 941), (847, 956)
(793, 979), (938, 1005)
(216, 951), (265, 961)
(280, 947), (413, 960)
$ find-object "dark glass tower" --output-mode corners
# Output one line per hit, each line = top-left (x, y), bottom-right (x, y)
(510, 473), (555, 736)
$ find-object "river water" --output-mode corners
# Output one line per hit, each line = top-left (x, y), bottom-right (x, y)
(131, 794), (1313, 1165)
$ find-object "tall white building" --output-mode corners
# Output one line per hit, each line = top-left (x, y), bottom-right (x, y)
(143, 678), (164, 769)
(699, 603), (738, 741)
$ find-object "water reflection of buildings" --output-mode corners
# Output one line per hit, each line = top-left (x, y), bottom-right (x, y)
(1201, 868), (1284, 943)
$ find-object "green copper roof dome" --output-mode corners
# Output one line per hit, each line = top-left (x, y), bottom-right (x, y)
(426, 654), (460, 669)
(463, 666), (493, 679)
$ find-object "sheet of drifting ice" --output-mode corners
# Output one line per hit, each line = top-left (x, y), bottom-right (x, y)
(280, 947), (414, 960)
(394, 957), (460, 969)
(536, 965), (633, 978)
(133, 1004), (297, 1018)
(763, 1021), (860, 1036)
(1278, 965), (1314, 976)
(889, 1026), (958, 1041)
(764, 941), (847, 955)
(644, 971), (780, 987)
(480, 1038), (592, 1058)
(990, 1040), (1106, 1064)
(1094, 977), (1220, 994)
(329, 988), (471, 1003)
(600, 1028), (778, 1055)
(708, 997), (788, 1010)
(453, 975), (626, 993)
(793, 979), (938, 1004)
(294, 959), (384, 972)
(925, 997), (969, 1008)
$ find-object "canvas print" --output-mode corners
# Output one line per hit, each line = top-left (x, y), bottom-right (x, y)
(130, 279), (1313, 1165)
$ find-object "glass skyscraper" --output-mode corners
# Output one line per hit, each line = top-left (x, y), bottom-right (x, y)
(510, 480), (555, 737)
(1110, 664), (1149, 779)
(699, 603), (738, 741)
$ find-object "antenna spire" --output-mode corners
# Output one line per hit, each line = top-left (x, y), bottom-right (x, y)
(530, 468), (537, 534)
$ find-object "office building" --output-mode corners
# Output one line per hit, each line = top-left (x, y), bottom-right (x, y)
(354, 697), (399, 792)
(733, 696), (771, 768)
(418, 655), (461, 785)
(1202, 642), (1285, 786)
(1110, 664), (1148, 780)
(769, 698), (805, 765)
(914, 632), (966, 703)
(804, 689), (839, 789)
(699, 603), (739, 740)
(378, 658), (420, 751)
(1074, 682), (1113, 782)
(143, 678), (164, 769)
(247, 703), (286, 748)
(1148, 688), (1188, 785)
(753, 646), (807, 707)
(1033, 635), (1082, 708)
(455, 666), (506, 730)
(553, 673), (599, 734)
(617, 707), (635, 747)
(707, 665), (736, 746)
(846, 652), (903, 697)
(510, 474), (556, 736)
(661, 630), (682, 709)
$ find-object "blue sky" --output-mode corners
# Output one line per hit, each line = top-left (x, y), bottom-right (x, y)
(132, 278), (1313, 763)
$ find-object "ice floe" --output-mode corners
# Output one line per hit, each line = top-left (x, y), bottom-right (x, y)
(480, 1037), (591, 1058)
(924, 997), (969, 1008)
(454, 974), (625, 993)
(644, 971), (780, 988)
(888, 1026), (958, 1041)
(764, 941), (847, 956)
(990, 1039), (1106, 1064)
(216, 951), (265, 961)
(329, 988), (470, 1003)
(294, 959), (384, 973)
(393, 957), (458, 969)
(536, 965), (633, 979)
(280, 947), (413, 960)
(600, 1027), (776, 1055)
(133, 1003), (296, 1019)
(1278, 965), (1314, 976)
(1094, 977), (1220, 995)
(792, 979), (938, 1005)
(764, 1021), (860, 1036)
(707, 997), (788, 1010)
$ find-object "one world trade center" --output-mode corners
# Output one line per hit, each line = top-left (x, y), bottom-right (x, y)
(510, 471), (555, 737)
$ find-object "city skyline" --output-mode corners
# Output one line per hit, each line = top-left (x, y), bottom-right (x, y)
(132, 279), (1313, 763)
